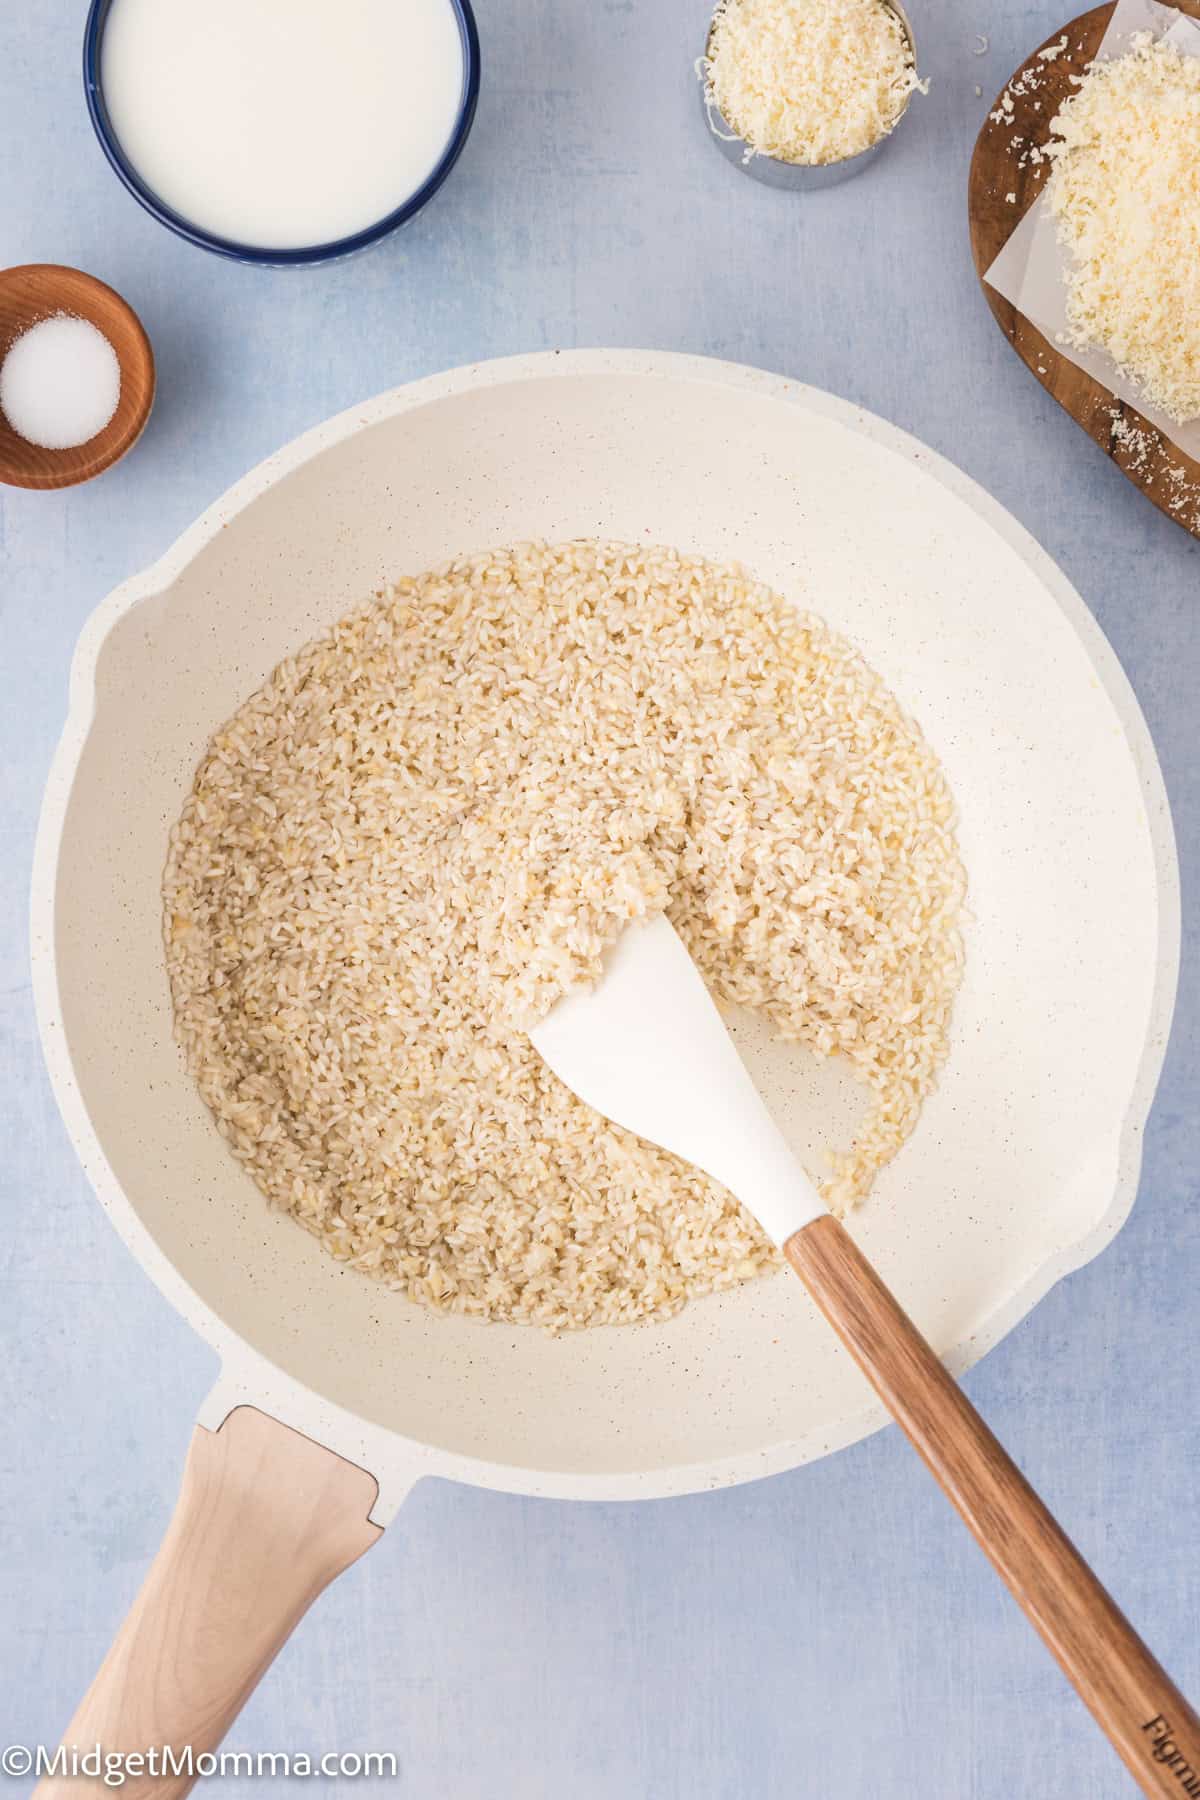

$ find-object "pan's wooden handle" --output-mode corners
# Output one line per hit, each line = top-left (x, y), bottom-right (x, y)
(785, 1214), (1200, 1798)
(35, 1406), (381, 1799)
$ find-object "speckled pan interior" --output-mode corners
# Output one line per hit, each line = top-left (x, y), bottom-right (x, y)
(31, 352), (1178, 1520)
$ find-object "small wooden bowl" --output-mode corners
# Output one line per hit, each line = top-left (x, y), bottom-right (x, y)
(0, 264), (155, 490)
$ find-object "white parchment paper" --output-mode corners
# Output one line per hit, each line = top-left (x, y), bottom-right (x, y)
(984, 0), (1200, 454)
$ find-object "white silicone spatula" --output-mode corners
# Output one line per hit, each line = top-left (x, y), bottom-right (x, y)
(530, 913), (1199, 1798)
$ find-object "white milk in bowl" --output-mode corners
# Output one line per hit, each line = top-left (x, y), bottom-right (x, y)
(99, 0), (469, 252)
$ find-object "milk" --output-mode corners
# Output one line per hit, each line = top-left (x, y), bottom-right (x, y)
(100, 0), (467, 250)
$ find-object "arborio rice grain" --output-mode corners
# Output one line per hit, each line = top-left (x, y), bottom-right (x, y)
(164, 541), (965, 1329)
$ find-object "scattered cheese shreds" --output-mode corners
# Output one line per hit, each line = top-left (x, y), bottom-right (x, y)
(1047, 34), (1200, 423)
(704, 0), (925, 166)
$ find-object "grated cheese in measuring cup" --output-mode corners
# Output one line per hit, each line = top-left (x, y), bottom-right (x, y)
(703, 0), (926, 166)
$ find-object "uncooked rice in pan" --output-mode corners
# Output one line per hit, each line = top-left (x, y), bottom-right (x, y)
(164, 540), (965, 1329)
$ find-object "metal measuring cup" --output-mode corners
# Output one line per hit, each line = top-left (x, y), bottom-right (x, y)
(699, 0), (919, 190)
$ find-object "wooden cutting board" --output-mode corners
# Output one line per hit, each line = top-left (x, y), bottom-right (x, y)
(968, 3), (1200, 540)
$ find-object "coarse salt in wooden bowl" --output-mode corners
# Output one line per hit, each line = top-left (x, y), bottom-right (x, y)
(0, 263), (155, 491)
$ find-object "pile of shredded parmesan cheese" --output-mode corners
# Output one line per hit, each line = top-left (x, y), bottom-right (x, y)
(703, 0), (924, 166)
(1047, 34), (1200, 423)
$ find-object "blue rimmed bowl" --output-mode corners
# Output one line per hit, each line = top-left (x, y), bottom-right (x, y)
(82, 0), (480, 266)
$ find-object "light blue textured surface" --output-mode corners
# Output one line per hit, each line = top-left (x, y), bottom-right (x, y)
(1, 2), (1197, 1794)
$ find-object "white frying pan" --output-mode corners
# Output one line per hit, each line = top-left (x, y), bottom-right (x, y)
(31, 351), (1178, 1780)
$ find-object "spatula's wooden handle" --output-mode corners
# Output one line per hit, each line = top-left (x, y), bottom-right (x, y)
(34, 1407), (381, 1799)
(785, 1214), (1199, 1798)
